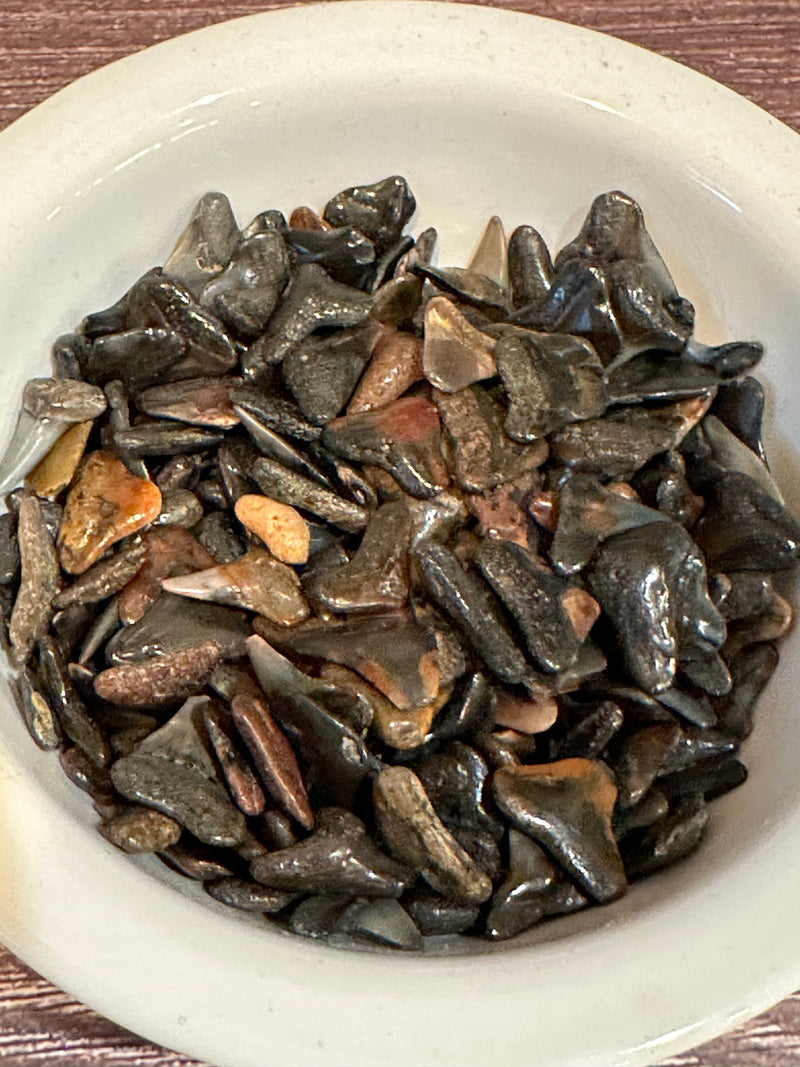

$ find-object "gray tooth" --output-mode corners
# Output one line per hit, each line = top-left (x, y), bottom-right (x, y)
(0, 378), (106, 495)
(702, 414), (784, 504)
(164, 191), (240, 296)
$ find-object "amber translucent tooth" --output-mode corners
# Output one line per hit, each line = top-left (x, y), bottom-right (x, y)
(58, 451), (162, 575)
(26, 420), (93, 499)
(202, 702), (266, 817)
(234, 495), (310, 565)
(94, 641), (224, 707)
(230, 693), (314, 830)
(289, 206), (330, 232)
(422, 296), (497, 393)
(467, 216), (507, 284)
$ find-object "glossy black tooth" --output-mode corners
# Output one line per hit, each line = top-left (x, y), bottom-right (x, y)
(414, 539), (536, 689)
(693, 471), (800, 572)
(493, 331), (607, 443)
(282, 326), (372, 424)
(195, 512), (248, 564)
(113, 421), (225, 457)
(613, 789), (670, 837)
(484, 830), (561, 941)
(84, 328), (186, 390)
(228, 383), (323, 442)
(657, 754), (748, 805)
(709, 375), (767, 462)
(622, 794), (707, 880)
(716, 641), (779, 740)
(164, 191), (240, 296)
(231, 407), (327, 488)
(700, 415), (783, 504)
(51, 603), (94, 661)
(587, 521), (725, 696)
(78, 596), (121, 664)
(81, 288), (131, 340)
(414, 262), (510, 319)
(323, 175), (416, 254)
(493, 759), (627, 903)
(104, 593), (250, 665)
(714, 571), (776, 621)
(415, 742), (503, 879)
(507, 225), (553, 310)
(251, 807), (408, 897)
(250, 454), (369, 533)
(0, 511), (20, 585)
(612, 723), (683, 809)
(371, 234), (415, 292)
(200, 231), (291, 338)
(286, 226), (375, 289)
(551, 700), (624, 761)
(10, 668), (62, 751)
(630, 451), (704, 529)
(305, 442), (378, 509)
(247, 636), (376, 808)
(52, 332), (90, 379)
(477, 540), (589, 674)
(38, 635), (110, 767)
(419, 672), (494, 750)
(403, 889), (479, 937)
(242, 210), (288, 238)
(204, 877), (296, 915)
(242, 263), (373, 375)
(605, 352), (720, 405)
(654, 687), (716, 729)
(685, 339), (763, 378)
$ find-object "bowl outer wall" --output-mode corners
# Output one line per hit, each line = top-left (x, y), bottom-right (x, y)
(0, 3), (799, 1065)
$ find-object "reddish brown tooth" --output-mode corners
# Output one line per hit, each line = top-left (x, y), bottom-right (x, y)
(138, 377), (240, 429)
(94, 641), (224, 707)
(203, 702), (266, 817)
(347, 329), (423, 414)
(422, 296), (496, 393)
(234, 495), (310, 565)
(288, 206), (330, 232)
(58, 451), (162, 575)
(161, 546), (310, 626)
(231, 693), (314, 830)
(468, 483), (537, 550)
(118, 526), (216, 625)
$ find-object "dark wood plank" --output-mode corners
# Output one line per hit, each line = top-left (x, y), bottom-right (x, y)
(0, 1), (798, 1064)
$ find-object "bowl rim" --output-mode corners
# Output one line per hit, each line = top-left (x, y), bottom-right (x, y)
(1, 4), (800, 1066)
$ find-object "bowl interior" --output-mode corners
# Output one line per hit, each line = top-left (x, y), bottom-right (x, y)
(1, 5), (799, 1066)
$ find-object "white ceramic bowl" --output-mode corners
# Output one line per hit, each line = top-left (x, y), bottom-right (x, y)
(0, 4), (799, 1065)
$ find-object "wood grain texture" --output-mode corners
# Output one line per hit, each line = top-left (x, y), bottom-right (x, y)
(0, 1), (799, 1065)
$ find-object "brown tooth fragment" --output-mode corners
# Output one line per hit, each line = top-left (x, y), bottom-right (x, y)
(58, 451), (162, 575)
(289, 206), (330, 232)
(308, 500), (411, 614)
(373, 766), (493, 905)
(26, 420), (93, 499)
(435, 384), (547, 493)
(54, 537), (147, 610)
(137, 377), (240, 429)
(323, 396), (449, 499)
(250, 454), (370, 533)
(99, 808), (182, 853)
(9, 494), (61, 666)
(250, 807), (408, 897)
(234, 495), (310, 565)
(467, 216), (507, 285)
(560, 587), (601, 641)
(492, 687), (558, 734)
(528, 489), (558, 533)
(230, 693), (313, 830)
(493, 758), (627, 903)
(159, 841), (236, 881)
(613, 723), (683, 809)
(347, 329), (424, 414)
(118, 525), (215, 625)
(161, 546), (310, 626)
(94, 641), (224, 707)
(202, 702), (266, 817)
(422, 296), (497, 393)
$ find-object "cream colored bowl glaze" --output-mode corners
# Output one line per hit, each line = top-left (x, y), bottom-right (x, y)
(0, 4), (798, 1065)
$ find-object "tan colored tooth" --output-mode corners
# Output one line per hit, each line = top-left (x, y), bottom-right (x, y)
(492, 688), (558, 734)
(58, 451), (162, 575)
(26, 420), (93, 499)
(561, 587), (601, 641)
(99, 808), (182, 853)
(422, 296), (497, 393)
(118, 526), (216, 625)
(234, 495), (310, 565)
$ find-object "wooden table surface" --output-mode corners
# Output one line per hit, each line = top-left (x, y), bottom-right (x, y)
(0, 0), (799, 1064)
